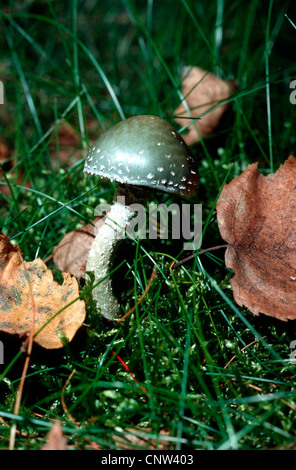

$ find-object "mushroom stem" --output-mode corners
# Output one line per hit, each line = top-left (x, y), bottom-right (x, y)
(86, 200), (136, 320)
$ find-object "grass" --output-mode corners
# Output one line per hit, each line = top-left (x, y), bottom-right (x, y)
(0, 0), (296, 450)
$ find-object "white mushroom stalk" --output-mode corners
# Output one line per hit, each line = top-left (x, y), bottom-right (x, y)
(86, 199), (135, 320)
(84, 115), (199, 321)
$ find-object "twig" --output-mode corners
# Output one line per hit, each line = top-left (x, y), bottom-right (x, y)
(61, 369), (77, 426)
(171, 244), (228, 271)
(224, 336), (267, 369)
(161, 244), (228, 277)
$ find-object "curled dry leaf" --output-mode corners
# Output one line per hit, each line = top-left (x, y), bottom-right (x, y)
(216, 155), (296, 321)
(174, 66), (236, 146)
(0, 232), (86, 348)
(52, 217), (105, 279)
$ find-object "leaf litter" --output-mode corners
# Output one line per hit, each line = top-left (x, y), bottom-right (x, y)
(216, 154), (296, 320)
(0, 232), (86, 348)
(52, 216), (105, 279)
(174, 66), (236, 145)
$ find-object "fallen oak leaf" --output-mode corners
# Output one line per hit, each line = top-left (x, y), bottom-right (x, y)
(174, 66), (236, 146)
(216, 154), (296, 321)
(0, 233), (86, 348)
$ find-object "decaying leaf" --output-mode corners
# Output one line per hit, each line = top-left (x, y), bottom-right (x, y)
(0, 233), (86, 348)
(52, 217), (105, 279)
(48, 119), (102, 169)
(0, 139), (13, 196)
(0, 139), (32, 198)
(41, 420), (68, 450)
(174, 66), (236, 146)
(0, 139), (10, 162)
(49, 121), (83, 169)
(216, 155), (296, 321)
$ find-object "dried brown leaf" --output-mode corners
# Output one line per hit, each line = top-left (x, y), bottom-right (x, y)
(49, 121), (82, 168)
(0, 233), (86, 348)
(174, 66), (236, 146)
(0, 139), (12, 196)
(0, 140), (10, 162)
(216, 155), (296, 320)
(48, 119), (102, 169)
(52, 217), (105, 279)
(41, 420), (68, 450)
(0, 138), (32, 198)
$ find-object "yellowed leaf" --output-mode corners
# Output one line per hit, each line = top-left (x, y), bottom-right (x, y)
(0, 232), (86, 349)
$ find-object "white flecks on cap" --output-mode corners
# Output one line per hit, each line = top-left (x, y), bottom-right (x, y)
(84, 115), (199, 197)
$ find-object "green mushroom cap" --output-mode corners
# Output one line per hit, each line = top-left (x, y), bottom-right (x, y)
(84, 115), (199, 197)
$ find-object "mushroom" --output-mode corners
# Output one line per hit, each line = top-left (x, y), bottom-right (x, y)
(84, 115), (199, 320)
